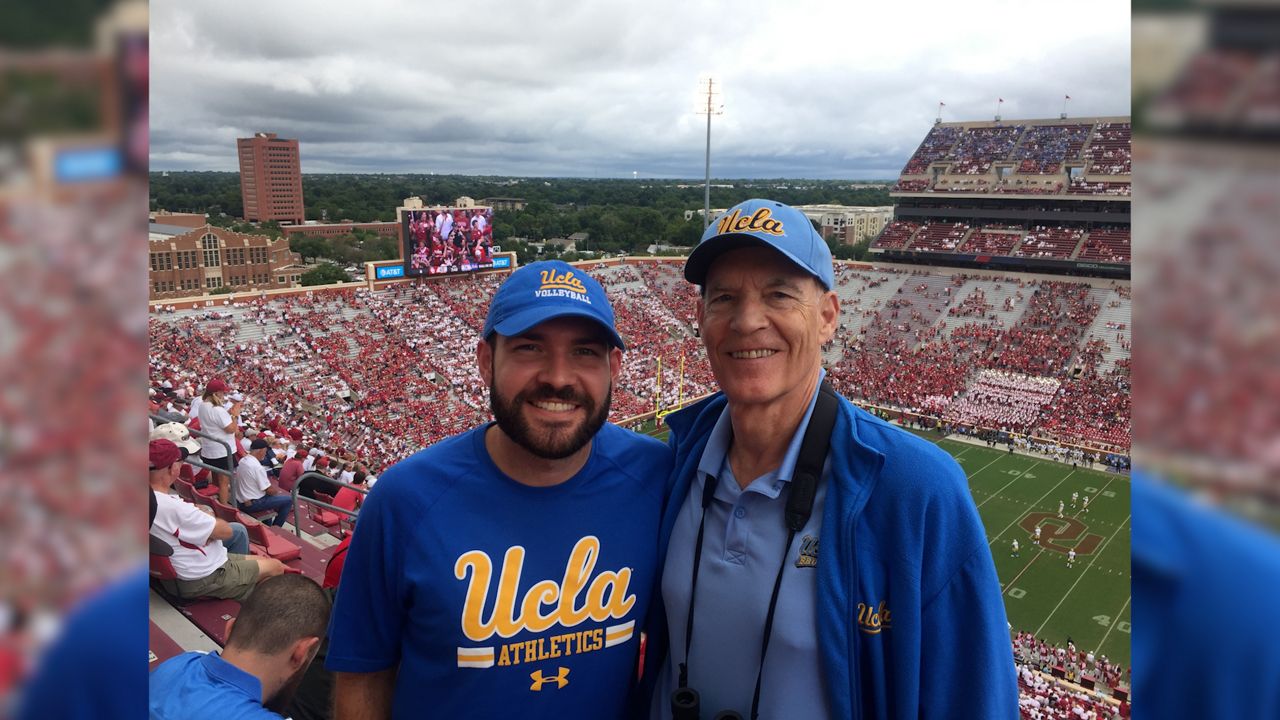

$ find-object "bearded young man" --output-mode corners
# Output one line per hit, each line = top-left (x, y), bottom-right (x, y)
(326, 261), (670, 719)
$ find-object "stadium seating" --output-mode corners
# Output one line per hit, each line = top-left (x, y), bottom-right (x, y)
(908, 222), (970, 253)
(1077, 228), (1131, 263)
(901, 125), (961, 174)
(959, 228), (1025, 256)
(1012, 227), (1084, 260)
(871, 220), (921, 250)
(892, 119), (1132, 196)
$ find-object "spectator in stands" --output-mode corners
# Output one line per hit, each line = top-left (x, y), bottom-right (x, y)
(650, 199), (1016, 718)
(197, 378), (242, 504)
(149, 439), (285, 601)
(149, 574), (332, 719)
(326, 261), (670, 719)
(278, 449), (307, 493)
(234, 439), (294, 527)
(239, 427), (260, 454)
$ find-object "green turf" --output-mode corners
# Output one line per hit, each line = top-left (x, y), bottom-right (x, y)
(642, 425), (1131, 666)
(940, 439), (1131, 667)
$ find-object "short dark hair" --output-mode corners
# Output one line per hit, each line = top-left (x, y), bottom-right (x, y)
(226, 575), (331, 654)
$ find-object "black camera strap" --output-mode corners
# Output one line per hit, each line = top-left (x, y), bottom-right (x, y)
(679, 380), (840, 720)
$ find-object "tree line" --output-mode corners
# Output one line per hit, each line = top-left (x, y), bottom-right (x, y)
(150, 172), (891, 261)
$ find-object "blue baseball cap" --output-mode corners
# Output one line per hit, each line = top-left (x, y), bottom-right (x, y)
(482, 260), (626, 349)
(684, 198), (834, 290)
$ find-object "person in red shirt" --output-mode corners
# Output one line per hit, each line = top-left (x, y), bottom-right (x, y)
(278, 450), (307, 493)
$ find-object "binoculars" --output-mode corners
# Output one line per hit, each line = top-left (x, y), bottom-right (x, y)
(671, 687), (744, 720)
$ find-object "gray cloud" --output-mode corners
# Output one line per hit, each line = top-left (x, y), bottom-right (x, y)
(150, 0), (1131, 178)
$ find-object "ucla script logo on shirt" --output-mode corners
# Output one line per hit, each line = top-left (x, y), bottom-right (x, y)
(535, 269), (590, 303)
(795, 534), (818, 568)
(453, 536), (635, 685)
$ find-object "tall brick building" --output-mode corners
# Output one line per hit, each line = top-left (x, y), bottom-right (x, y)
(237, 132), (305, 225)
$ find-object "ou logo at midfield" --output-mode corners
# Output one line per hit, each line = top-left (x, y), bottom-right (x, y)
(1019, 512), (1103, 556)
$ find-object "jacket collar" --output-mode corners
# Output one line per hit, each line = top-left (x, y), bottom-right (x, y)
(667, 390), (885, 518)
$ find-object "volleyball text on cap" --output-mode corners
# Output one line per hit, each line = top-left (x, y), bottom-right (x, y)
(481, 260), (626, 350)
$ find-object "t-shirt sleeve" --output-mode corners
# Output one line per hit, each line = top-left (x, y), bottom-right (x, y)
(325, 471), (410, 673)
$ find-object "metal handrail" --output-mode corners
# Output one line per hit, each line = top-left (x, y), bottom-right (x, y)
(149, 413), (234, 477)
(288, 471), (368, 539)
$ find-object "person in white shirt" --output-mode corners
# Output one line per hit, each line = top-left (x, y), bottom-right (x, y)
(234, 439), (294, 527)
(197, 378), (242, 504)
(150, 439), (283, 600)
(240, 427), (260, 454)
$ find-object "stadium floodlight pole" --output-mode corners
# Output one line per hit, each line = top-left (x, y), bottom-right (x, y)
(937, 101), (945, 125)
(697, 77), (724, 228)
(995, 97), (1003, 123)
(1061, 93), (1071, 120)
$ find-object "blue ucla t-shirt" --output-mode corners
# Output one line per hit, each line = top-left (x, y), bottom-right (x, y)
(326, 422), (670, 718)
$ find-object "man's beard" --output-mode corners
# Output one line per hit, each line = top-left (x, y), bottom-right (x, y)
(490, 379), (612, 460)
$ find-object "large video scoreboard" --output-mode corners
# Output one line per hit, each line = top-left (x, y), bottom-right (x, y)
(401, 206), (496, 277)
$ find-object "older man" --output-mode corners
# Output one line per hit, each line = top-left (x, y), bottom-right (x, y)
(149, 438), (284, 601)
(234, 438), (294, 527)
(650, 199), (1016, 719)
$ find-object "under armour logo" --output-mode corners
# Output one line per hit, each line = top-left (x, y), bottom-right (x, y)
(530, 667), (570, 691)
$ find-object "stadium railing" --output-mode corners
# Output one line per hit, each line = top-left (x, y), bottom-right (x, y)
(287, 471), (366, 539)
(150, 413), (236, 479)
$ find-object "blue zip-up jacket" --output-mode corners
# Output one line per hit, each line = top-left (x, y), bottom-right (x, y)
(645, 392), (1017, 719)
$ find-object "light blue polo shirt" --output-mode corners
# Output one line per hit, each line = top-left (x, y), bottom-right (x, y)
(655, 375), (831, 720)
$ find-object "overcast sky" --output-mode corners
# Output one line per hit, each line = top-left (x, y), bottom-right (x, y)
(150, 0), (1130, 179)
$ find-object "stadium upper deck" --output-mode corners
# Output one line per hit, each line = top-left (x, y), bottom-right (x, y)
(875, 117), (1131, 278)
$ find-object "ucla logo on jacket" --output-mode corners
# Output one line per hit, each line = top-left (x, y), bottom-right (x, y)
(857, 600), (892, 635)
(453, 536), (636, 675)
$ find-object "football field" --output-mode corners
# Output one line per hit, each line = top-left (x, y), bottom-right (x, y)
(644, 426), (1131, 667)
(936, 437), (1131, 668)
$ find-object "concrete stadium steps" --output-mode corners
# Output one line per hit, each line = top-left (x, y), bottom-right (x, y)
(589, 264), (648, 293)
(934, 278), (1033, 339)
(1081, 289), (1132, 374)
(826, 268), (911, 364)
(878, 272), (958, 350)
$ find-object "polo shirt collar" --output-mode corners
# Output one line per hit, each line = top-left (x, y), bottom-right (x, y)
(696, 369), (826, 492)
(199, 652), (264, 703)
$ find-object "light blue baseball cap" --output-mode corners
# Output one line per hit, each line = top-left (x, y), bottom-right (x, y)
(482, 260), (625, 349)
(684, 198), (834, 290)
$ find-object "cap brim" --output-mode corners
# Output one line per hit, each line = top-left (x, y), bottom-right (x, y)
(177, 439), (200, 455)
(491, 305), (626, 350)
(687, 232), (831, 290)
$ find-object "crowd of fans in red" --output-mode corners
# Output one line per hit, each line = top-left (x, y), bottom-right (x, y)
(1012, 631), (1130, 719)
(823, 268), (1129, 452)
(147, 261), (1131, 484)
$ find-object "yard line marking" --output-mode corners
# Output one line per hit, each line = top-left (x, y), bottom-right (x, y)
(1035, 514), (1131, 636)
(1094, 596), (1132, 655)
(965, 454), (1011, 483)
(977, 462), (1041, 508)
